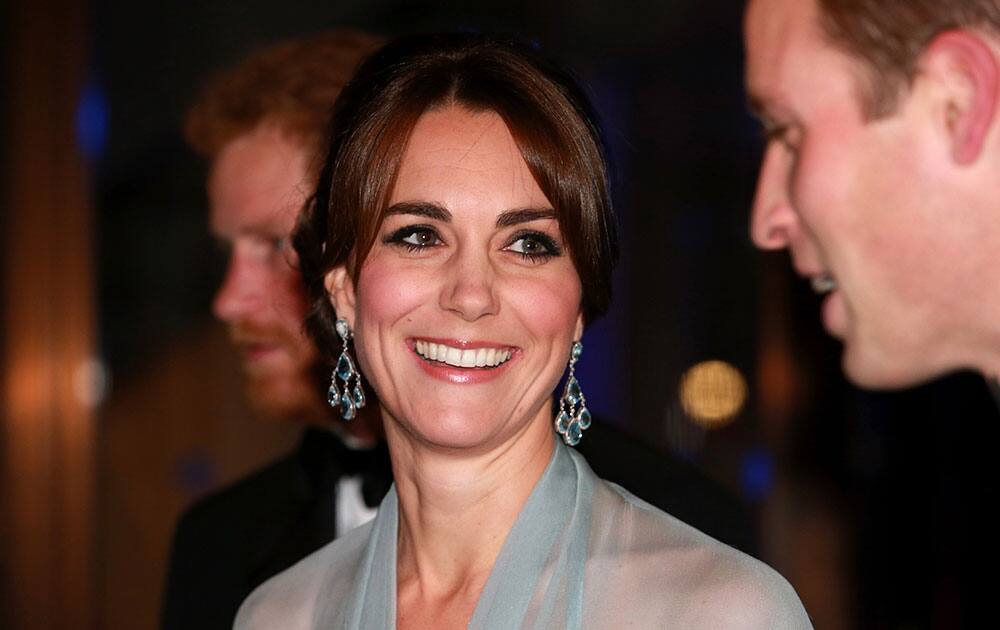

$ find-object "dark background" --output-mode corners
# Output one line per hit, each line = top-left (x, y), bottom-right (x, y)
(3, 0), (996, 628)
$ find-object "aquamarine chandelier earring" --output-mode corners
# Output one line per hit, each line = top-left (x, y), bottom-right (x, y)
(327, 318), (366, 421)
(555, 341), (591, 446)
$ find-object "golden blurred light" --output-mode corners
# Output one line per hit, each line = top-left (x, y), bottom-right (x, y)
(679, 360), (748, 427)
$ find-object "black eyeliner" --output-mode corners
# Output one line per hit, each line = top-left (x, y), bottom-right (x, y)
(383, 224), (444, 252)
(383, 224), (435, 243)
(507, 229), (562, 261)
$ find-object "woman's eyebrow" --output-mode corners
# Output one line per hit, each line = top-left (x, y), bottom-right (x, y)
(384, 204), (555, 228)
(496, 208), (556, 228)
(385, 201), (452, 221)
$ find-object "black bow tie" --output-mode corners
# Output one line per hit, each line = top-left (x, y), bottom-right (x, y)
(301, 428), (393, 508)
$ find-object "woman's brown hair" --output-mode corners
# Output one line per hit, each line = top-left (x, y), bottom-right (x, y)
(294, 33), (619, 362)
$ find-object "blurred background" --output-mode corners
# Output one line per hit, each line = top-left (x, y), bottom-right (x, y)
(2, 0), (995, 628)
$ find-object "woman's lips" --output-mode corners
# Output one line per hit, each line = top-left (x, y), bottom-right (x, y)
(413, 339), (513, 368)
(407, 338), (519, 384)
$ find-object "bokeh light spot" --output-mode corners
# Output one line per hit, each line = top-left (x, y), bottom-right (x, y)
(679, 360), (748, 427)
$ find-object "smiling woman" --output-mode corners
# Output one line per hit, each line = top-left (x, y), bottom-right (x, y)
(235, 33), (812, 629)
(337, 105), (585, 451)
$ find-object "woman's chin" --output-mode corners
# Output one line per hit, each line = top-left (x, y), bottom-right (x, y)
(387, 405), (531, 454)
(403, 423), (500, 452)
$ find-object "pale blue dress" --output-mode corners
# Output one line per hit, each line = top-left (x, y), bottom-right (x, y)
(235, 442), (813, 629)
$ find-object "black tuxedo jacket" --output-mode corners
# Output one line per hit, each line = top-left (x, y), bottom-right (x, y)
(161, 421), (752, 629)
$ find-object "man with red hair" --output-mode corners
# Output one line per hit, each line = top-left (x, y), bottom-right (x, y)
(161, 31), (388, 629)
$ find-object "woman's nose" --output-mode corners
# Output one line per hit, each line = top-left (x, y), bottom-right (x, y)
(438, 249), (500, 322)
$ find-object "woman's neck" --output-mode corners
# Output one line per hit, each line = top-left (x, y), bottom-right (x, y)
(387, 413), (555, 601)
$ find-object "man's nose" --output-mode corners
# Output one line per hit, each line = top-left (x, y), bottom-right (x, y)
(438, 248), (500, 322)
(212, 254), (257, 323)
(750, 144), (799, 250)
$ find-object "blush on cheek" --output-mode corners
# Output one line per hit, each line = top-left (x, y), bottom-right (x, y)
(504, 274), (583, 345)
(351, 254), (437, 374)
(356, 255), (436, 326)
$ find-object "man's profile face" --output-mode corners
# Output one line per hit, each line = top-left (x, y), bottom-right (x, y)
(209, 124), (320, 420)
(744, 0), (982, 388)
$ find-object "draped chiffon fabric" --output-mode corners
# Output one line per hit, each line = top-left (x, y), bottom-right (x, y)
(235, 443), (813, 629)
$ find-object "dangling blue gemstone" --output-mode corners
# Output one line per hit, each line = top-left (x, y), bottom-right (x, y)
(565, 420), (582, 446)
(571, 342), (583, 362)
(336, 352), (354, 382)
(555, 410), (570, 434)
(353, 383), (365, 408)
(340, 390), (356, 420)
(327, 382), (340, 407)
(577, 406), (591, 430)
(565, 377), (582, 406)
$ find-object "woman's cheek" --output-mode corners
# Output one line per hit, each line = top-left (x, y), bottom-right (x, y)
(349, 259), (405, 383)
(356, 254), (429, 328)
(504, 271), (582, 341)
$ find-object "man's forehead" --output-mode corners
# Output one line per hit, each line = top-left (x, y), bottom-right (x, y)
(208, 127), (310, 237)
(208, 177), (303, 236)
(744, 0), (819, 112)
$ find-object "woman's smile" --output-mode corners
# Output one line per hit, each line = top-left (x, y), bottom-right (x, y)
(412, 339), (515, 368)
(407, 338), (520, 385)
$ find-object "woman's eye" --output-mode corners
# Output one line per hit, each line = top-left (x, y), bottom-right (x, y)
(403, 231), (438, 247)
(385, 225), (443, 251)
(505, 232), (561, 262)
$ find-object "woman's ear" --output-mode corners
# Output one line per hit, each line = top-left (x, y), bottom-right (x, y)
(573, 312), (585, 342)
(920, 30), (999, 165)
(325, 266), (357, 326)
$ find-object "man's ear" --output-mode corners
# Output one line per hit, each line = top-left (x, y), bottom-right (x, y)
(325, 266), (357, 326)
(920, 30), (999, 164)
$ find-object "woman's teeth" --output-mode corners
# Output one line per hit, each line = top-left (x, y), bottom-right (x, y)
(811, 274), (837, 294)
(413, 340), (512, 368)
